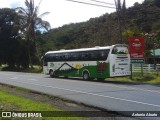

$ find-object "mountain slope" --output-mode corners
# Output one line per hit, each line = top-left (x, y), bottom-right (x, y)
(41, 0), (160, 52)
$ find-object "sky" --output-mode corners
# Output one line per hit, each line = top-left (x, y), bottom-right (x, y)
(0, 0), (144, 28)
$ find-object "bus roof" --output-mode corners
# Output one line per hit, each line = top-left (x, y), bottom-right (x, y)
(45, 44), (127, 55)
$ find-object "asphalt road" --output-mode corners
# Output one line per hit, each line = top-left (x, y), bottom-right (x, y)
(0, 71), (160, 119)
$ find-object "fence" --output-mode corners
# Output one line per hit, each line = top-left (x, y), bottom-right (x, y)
(132, 64), (160, 73)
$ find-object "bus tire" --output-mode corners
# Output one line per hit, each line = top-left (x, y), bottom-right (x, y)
(83, 71), (90, 80)
(49, 70), (55, 78)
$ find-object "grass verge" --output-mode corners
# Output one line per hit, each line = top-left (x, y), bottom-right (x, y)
(0, 89), (87, 120)
(106, 72), (160, 84)
(1, 65), (42, 73)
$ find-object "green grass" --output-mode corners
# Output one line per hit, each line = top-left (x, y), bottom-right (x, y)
(0, 65), (4, 71)
(146, 73), (160, 84)
(20, 67), (43, 73)
(0, 90), (87, 120)
(0, 65), (42, 73)
(106, 72), (160, 84)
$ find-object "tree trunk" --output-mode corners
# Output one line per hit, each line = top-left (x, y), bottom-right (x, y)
(28, 45), (33, 69)
(32, 29), (42, 68)
(27, 36), (33, 69)
(35, 42), (41, 66)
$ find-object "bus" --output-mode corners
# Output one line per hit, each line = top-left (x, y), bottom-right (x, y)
(42, 44), (131, 81)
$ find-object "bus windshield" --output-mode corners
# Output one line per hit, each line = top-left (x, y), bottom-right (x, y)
(111, 46), (129, 55)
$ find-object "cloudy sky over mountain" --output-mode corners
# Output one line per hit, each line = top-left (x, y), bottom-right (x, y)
(0, 0), (144, 28)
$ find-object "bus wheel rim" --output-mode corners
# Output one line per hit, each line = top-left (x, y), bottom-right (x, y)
(50, 71), (54, 76)
(84, 73), (89, 80)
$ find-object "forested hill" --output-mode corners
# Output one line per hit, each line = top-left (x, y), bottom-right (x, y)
(41, 0), (160, 51)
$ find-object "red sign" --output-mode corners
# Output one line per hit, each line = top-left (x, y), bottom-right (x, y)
(129, 36), (144, 59)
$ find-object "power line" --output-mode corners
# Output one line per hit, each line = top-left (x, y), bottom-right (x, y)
(65, 0), (116, 9)
(89, 0), (115, 6)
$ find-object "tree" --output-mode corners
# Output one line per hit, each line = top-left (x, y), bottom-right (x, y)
(154, 0), (160, 7)
(152, 21), (160, 48)
(16, 0), (51, 68)
(0, 8), (27, 68)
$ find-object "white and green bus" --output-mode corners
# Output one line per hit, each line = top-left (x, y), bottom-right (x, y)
(42, 44), (131, 81)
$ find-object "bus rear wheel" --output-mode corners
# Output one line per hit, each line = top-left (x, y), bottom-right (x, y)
(49, 70), (55, 78)
(83, 72), (90, 80)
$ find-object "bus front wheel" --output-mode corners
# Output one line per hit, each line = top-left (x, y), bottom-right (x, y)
(49, 70), (55, 78)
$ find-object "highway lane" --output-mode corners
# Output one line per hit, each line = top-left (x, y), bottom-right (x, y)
(0, 71), (160, 117)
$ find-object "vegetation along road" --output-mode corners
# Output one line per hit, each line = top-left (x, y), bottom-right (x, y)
(0, 71), (160, 119)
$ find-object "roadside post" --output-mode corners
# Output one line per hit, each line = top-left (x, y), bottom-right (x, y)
(129, 36), (145, 77)
(130, 63), (132, 79)
(141, 63), (143, 76)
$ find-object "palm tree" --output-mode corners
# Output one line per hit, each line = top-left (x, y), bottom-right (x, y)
(16, 0), (51, 68)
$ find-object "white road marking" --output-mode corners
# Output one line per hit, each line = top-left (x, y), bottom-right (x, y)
(10, 77), (18, 80)
(10, 77), (38, 81)
(2, 78), (160, 108)
(28, 79), (38, 81)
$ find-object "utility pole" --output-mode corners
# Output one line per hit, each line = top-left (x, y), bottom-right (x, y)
(153, 42), (157, 69)
(114, 0), (126, 44)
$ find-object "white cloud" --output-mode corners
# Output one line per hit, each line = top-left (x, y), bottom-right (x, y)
(39, 0), (114, 28)
(0, 0), (11, 8)
(0, 0), (144, 28)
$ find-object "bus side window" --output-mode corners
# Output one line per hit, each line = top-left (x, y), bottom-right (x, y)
(81, 51), (98, 61)
(90, 50), (98, 60)
(81, 52), (85, 60)
(75, 52), (80, 60)
(58, 53), (63, 61)
(55, 54), (59, 61)
(50, 54), (55, 61)
(99, 50), (110, 60)
(71, 52), (76, 61)
(59, 53), (64, 61)
(64, 53), (70, 61)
